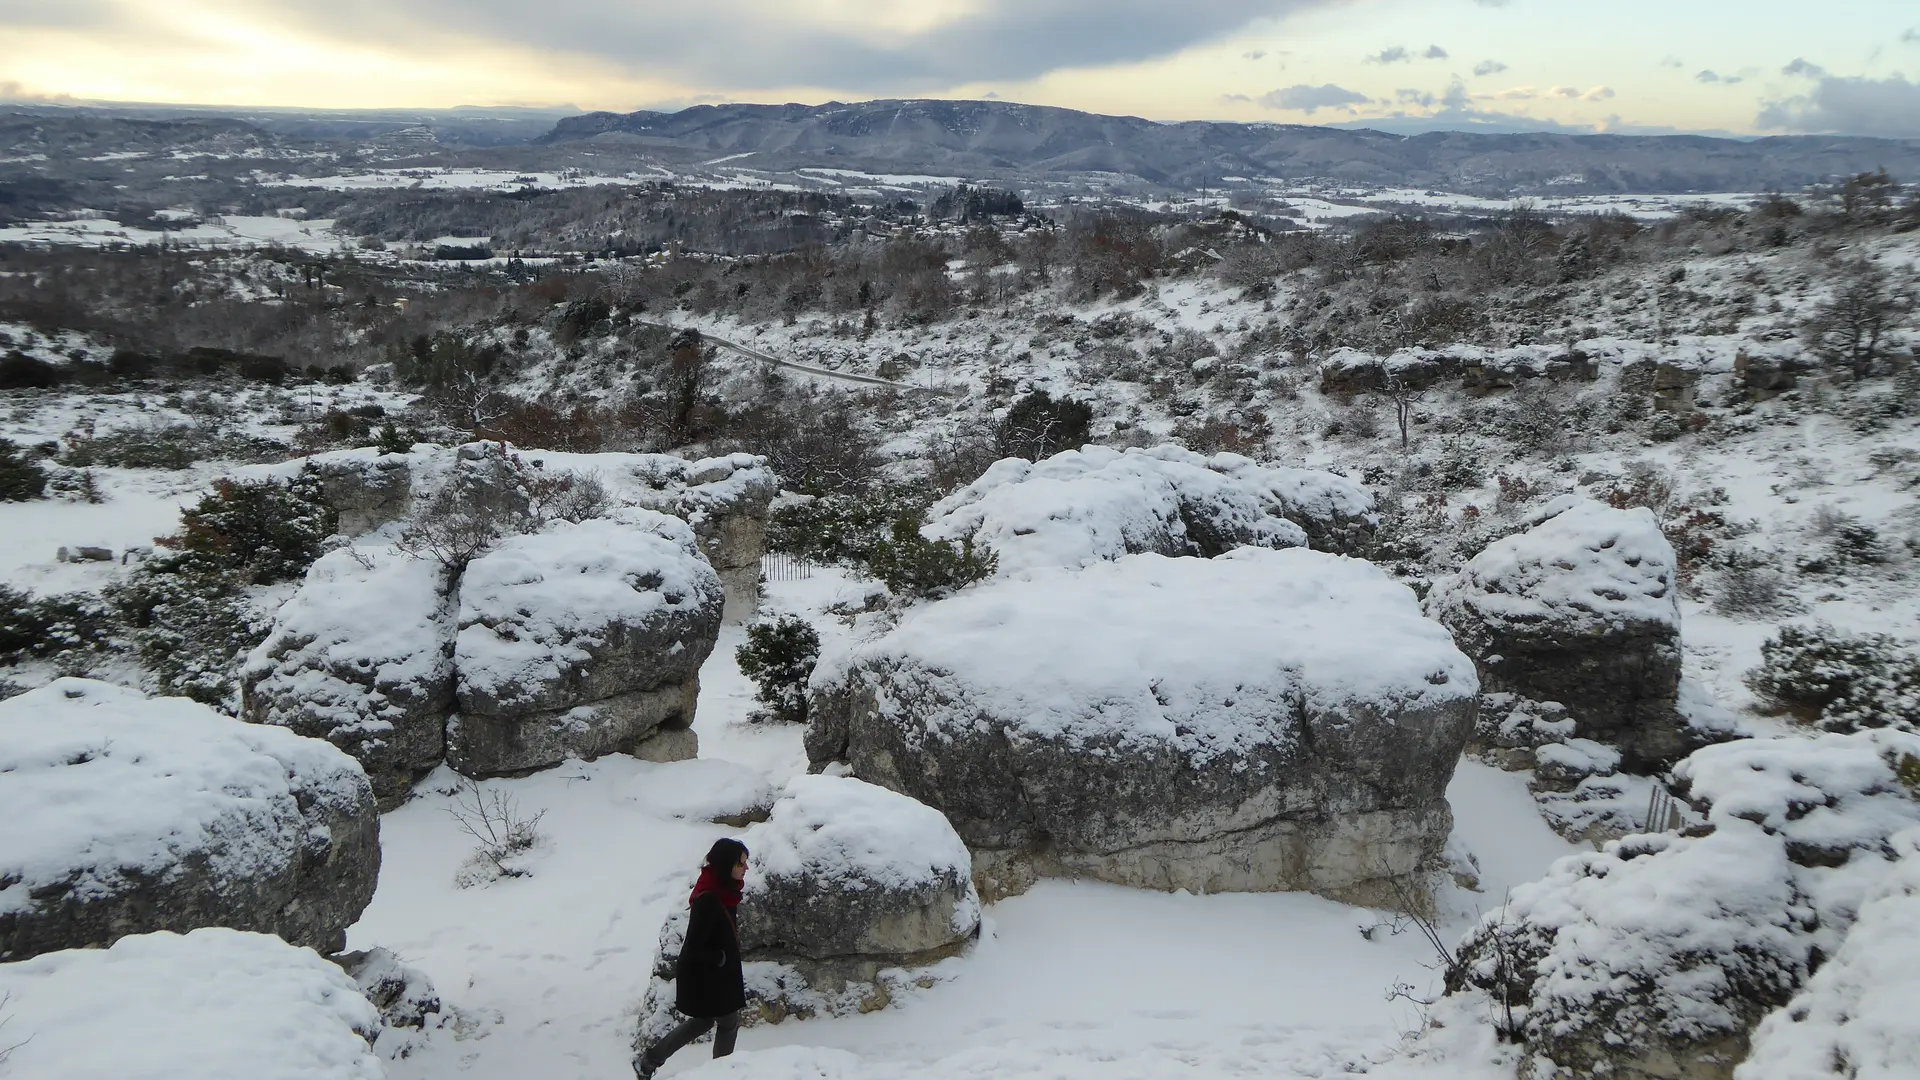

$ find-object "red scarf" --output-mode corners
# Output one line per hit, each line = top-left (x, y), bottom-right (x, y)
(690, 865), (742, 911)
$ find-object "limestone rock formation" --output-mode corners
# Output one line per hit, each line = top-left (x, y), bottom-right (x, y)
(241, 545), (457, 809)
(807, 548), (1478, 907)
(636, 775), (979, 1045)
(311, 452), (413, 536)
(1428, 497), (1691, 770)
(921, 444), (1376, 574)
(0, 680), (380, 961)
(0, 928), (384, 1079)
(630, 452), (778, 622)
(448, 508), (723, 776)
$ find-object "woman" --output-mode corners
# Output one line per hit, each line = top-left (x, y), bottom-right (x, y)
(634, 838), (749, 1078)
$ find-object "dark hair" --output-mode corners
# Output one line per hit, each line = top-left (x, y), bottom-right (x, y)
(704, 838), (748, 871)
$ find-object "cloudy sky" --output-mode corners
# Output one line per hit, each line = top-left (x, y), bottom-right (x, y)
(3, 0), (1918, 137)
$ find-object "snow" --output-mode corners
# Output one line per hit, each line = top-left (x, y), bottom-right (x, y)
(0, 679), (368, 919)
(242, 544), (454, 739)
(815, 548), (1475, 760)
(1738, 828), (1920, 1080)
(0, 928), (383, 1080)
(746, 775), (974, 917)
(1428, 497), (1680, 633)
(921, 444), (1313, 574)
(619, 758), (776, 823)
(0, 214), (346, 253)
(453, 508), (720, 704)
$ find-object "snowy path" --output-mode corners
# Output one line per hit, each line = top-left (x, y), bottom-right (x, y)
(350, 574), (1575, 1080)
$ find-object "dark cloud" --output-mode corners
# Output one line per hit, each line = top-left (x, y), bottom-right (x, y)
(1423, 45), (1449, 60)
(226, 0), (1335, 93)
(1696, 70), (1741, 85)
(1759, 73), (1920, 138)
(1366, 46), (1412, 65)
(1472, 59), (1509, 76)
(1259, 83), (1371, 113)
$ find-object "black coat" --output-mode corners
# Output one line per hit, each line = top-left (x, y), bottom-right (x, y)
(674, 893), (745, 1017)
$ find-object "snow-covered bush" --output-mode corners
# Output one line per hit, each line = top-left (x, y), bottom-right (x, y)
(1746, 623), (1920, 733)
(994, 389), (1093, 461)
(106, 551), (271, 708)
(162, 473), (337, 585)
(736, 615), (822, 724)
(1450, 728), (1920, 1080)
(0, 585), (115, 668)
(865, 519), (999, 599)
(0, 437), (48, 501)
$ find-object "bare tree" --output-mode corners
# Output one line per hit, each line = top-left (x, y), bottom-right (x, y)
(1804, 259), (1911, 381)
(1381, 375), (1424, 449)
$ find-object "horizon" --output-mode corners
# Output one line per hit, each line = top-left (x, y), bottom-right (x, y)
(2, 1), (1916, 140)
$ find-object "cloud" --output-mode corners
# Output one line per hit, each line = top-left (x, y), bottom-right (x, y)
(1366, 46), (1411, 64)
(1242, 50), (1267, 61)
(1259, 82), (1371, 113)
(180, 0), (1343, 94)
(1472, 59), (1509, 76)
(1584, 85), (1616, 100)
(1490, 86), (1538, 100)
(1695, 70), (1742, 85)
(1658, 55), (1684, 69)
(1424, 45), (1449, 60)
(1903, 28), (1919, 44)
(1758, 72), (1920, 138)
(1396, 88), (1437, 107)
(1783, 57), (1827, 78)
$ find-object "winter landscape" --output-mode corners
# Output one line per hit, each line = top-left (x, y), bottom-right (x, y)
(5, 6), (1920, 1080)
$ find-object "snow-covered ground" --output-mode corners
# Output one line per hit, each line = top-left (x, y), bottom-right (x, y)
(346, 569), (1575, 1080)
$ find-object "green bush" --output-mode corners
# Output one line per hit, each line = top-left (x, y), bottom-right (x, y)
(0, 438), (49, 501)
(1746, 622), (1920, 733)
(0, 584), (116, 665)
(161, 473), (337, 585)
(995, 390), (1093, 461)
(767, 488), (929, 565)
(867, 518), (998, 599)
(106, 551), (268, 710)
(60, 425), (206, 469)
(735, 615), (822, 724)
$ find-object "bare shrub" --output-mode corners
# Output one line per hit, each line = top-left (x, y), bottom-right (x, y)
(524, 468), (611, 524)
(449, 781), (547, 886)
(396, 465), (535, 571)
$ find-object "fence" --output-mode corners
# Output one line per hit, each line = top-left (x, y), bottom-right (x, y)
(1644, 785), (1684, 834)
(761, 552), (815, 583)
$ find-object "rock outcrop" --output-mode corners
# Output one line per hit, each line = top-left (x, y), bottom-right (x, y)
(808, 548), (1478, 908)
(922, 444), (1376, 574)
(0, 679), (380, 961)
(1449, 729), (1920, 1080)
(311, 452), (413, 536)
(0, 928), (384, 1080)
(1429, 497), (1691, 770)
(630, 452), (778, 623)
(636, 775), (979, 1046)
(448, 508), (723, 776)
(241, 545), (457, 810)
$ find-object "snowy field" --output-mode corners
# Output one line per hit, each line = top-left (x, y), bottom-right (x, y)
(348, 569), (1575, 1080)
(0, 213), (346, 252)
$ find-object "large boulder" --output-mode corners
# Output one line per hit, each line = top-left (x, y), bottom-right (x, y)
(0, 679), (380, 961)
(448, 508), (724, 776)
(1428, 497), (1690, 770)
(629, 452), (778, 623)
(1450, 729), (1920, 1080)
(241, 544), (457, 810)
(636, 776), (979, 1046)
(807, 548), (1478, 907)
(922, 445), (1375, 575)
(0, 928), (384, 1080)
(310, 452), (414, 536)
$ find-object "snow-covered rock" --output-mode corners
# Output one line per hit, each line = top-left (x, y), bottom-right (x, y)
(310, 452), (413, 536)
(636, 776), (978, 1046)
(922, 444), (1375, 575)
(619, 758), (778, 826)
(808, 548), (1478, 906)
(0, 679), (379, 961)
(448, 508), (723, 776)
(626, 451), (778, 623)
(1430, 497), (1692, 769)
(1450, 728), (1920, 1080)
(242, 545), (457, 809)
(0, 928), (384, 1080)
(1738, 827), (1920, 1080)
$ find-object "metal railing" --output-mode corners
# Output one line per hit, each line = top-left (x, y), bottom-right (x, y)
(762, 552), (816, 582)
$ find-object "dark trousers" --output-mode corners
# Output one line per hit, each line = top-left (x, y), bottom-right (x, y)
(640, 1010), (739, 1069)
